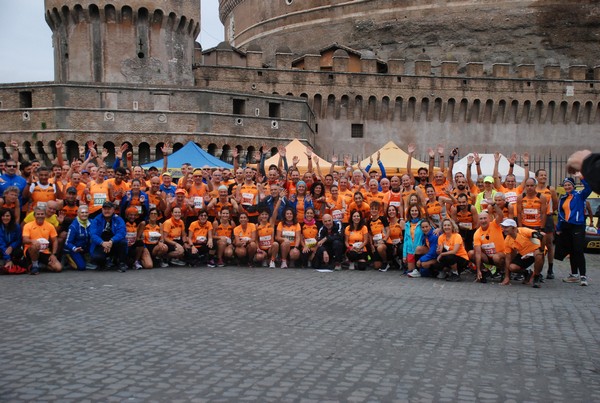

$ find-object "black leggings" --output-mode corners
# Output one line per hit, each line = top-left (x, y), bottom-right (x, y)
(556, 223), (586, 276)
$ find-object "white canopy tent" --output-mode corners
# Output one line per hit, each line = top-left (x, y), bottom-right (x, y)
(452, 154), (534, 183)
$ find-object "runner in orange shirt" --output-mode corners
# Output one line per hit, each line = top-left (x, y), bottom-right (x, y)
(470, 206), (506, 283)
(276, 207), (301, 268)
(212, 207), (235, 267)
(345, 210), (369, 271)
(535, 168), (558, 279)
(500, 218), (545, 288)
(161, 206), (188, 266)
(234, 211), (258, 265)
(254, 204), (280, 268)
(22, 206), (61, 274)
(436, 218), (469, 281)
(188, 209), (214, 267)
(300, 207), (319, 267)
(142, 208), (168, 268)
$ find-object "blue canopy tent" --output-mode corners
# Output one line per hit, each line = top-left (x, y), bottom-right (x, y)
(141, 142), (233, 178)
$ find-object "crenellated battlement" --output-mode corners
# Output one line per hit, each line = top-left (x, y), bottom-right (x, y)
(45, 1), (200, 85)
(45, 2), (199, 36)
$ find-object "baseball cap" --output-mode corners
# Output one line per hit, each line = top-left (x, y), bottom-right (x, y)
(484, 176), (494, 183)
(66, 186), (77, 194)
(500, 218), (517, 228)
(102, 201), (115, 208)
(175, 188), (187, 196)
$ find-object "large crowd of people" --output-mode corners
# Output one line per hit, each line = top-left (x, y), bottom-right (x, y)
(0, 139), (595, 288)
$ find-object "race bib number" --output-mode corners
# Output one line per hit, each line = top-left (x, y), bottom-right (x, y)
(240, 236), (251, 243)
(259, 235), (272, 248)
(389, 201), (401, 207)
(196, 236), (207, 244)
(242, 193), (254, 206)
(353, 242), (363, 249)
(193, 197), (204, 209)
(126, 231), (137, 246)
(282, 230), (295, 242)
(392, 238), (401, 245)
(305, 238), (317, 248)
(37, 238), (49, 251)
(373, 234), (383, 242)
(149, 203), (156, 209)
(481, 242), (496, 256)
(148, 231), (161, 243)
(135, 205), (143, 215)
(332, 209), (344, 221)
(93, 193), (107, 206)
(459, 222), (473, 230)
(505, 191), (517, 204)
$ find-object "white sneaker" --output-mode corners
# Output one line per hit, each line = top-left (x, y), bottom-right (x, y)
(170, 259), (186, 266)
(261, 260), (268, 267)
(563, 274), (580, 283)
(159, 261), (169, 268)
(280, 260), (288, 269)
(348, 262), (355, 270)
(408, 268), (421, 278)
(379, 263), (390, 272)
(134, 261), (143, 270)
(269, 260), (276, 268)
(580, 276), (589, 286)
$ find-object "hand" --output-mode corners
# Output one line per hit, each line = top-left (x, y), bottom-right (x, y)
(79, 145), (86, 157)
(522, 152), (529, 164)
(292, 156), (299, 165)
(56, 139), (63, 150)
(494, 152), (501, 162)
(369, 155), (373, 165)
(567, 150), (592, 174)
(451, 147), (458, 157)
(428, 148), (435, 158)
(10, 139), (19, 148)
(437, 144), (445, 155)
(313, 156), (320, 165)
(101, 148), (109, 159)
(161, 142), (170, 156)
(90, 148), (98, 158)
(408, 143), (416, 154)
(305, 147), (313, 158)
(476, 270), (482, 281)
(467, 155), (474, 165)
(278, 145), (286, 157)
(119, 143), (129, 155)
(126, 151), (133, 160)
(509, 152), (517, 165)
(331, 155), (338, 164)
(473, 152), (481, 163)
(232, 148), (239, 159)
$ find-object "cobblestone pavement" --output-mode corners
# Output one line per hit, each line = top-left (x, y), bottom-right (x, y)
(1, 254), (600, 402)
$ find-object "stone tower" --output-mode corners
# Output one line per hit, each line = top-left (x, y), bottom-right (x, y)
(45, 0), (200, 85)
(220, 0), (600, 69)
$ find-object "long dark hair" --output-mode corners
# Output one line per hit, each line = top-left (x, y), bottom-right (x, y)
(0, 208), (17, 232)
(349, 209), (365, 231)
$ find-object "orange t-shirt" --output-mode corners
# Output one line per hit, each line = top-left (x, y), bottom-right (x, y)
(234, 223), (257, 243)
(163, 218), (185, 241)
(301, 223), (319, 248)
(88, 181), (111, 214)
(438, 232), (469, 260)
(345, 226), (368, 251)
(143, 223), (162, 245)
(277, 222), (301, 244)
(504, 227), (541, 256)
(189, 221), (212, 245)
(257, 222), (275, 250)
(23, 220), (57, 254)
(473, 221), (505, 256)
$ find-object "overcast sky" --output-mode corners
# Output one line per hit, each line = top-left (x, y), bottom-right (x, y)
(0, 0), (224, 83)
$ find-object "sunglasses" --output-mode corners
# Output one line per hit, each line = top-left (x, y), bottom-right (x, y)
(6, 165), (16, 168)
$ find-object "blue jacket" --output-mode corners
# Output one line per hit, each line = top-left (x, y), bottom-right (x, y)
(119, 190), (150, 221)
(0, 173), (27, 204)
(403, 219), (425, 256)
(90, 213), (127, 252)
(557, 179), (592, 231)
(65, 219), (91, 253)
(419, 229), (439, 262)
(0, 223), (22, 261)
